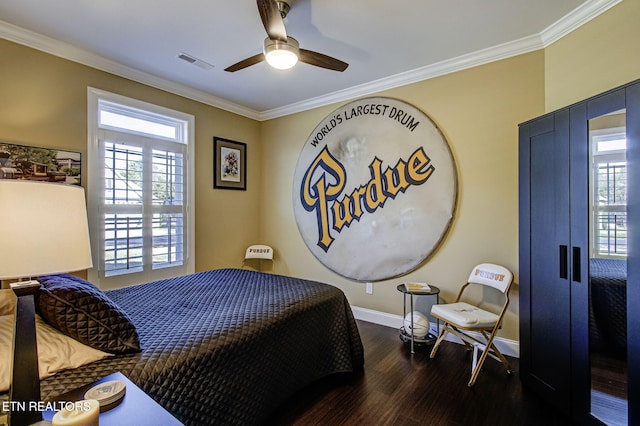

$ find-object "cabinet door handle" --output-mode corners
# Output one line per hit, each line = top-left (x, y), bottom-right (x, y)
(559, 245), (568, 279)
(572, 246), (581, 283)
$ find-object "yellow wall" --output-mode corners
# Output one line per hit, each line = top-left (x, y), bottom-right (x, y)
(260, 51), (546, 340)
(545, 0), (640, 111)
(2, 0), (638, 341)
(259, 0), (639, 342)
(0, 38), (261, 275)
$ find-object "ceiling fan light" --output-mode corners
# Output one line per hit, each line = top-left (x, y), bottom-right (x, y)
(266, 50), (298, 70)
(264, 37), (299, 70)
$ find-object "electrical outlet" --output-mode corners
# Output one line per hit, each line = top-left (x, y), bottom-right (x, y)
(365, 282), (373, 294)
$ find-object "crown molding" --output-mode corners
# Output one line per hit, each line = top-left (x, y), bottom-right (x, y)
(0, 20), (260, 120)
(0, 0), (622, 121)
(258, 32), (544, 120)
(260, 0), (622, 120)
(540, 0), (623, 46)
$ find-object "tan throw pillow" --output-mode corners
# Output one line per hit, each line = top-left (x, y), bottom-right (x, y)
(0, 314), (112, 392)
(0, 290), (16, 316)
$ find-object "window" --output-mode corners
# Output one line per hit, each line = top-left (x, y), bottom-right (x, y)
(88, 88), (194, 288)
(591, 131), (627, 258)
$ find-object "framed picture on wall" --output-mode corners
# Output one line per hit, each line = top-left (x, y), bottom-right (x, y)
(0, 142), (82, 185)
(213, 137), (246, 190)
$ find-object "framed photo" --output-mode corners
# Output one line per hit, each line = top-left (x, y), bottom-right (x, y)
(0, 142), (82, 185)
(213, 137), (246, 190)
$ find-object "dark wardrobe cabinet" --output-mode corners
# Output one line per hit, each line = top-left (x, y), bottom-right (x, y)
(519, 80), (640, 425)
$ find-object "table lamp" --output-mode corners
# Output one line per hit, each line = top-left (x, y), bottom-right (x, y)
(0, 180), (93, 426)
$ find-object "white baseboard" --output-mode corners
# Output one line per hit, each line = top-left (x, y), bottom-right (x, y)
(351, 305), (520, 358)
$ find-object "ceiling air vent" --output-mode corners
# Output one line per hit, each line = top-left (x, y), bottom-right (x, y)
(177, 52), (214, 70)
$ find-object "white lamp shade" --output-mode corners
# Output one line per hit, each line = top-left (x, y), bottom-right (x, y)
(0, 180), (93, 280)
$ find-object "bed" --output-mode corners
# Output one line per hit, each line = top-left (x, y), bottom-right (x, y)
(7, 268), (364, 425)
(589, 258), (627, 356)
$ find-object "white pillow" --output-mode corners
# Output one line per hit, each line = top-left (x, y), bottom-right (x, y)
(0, 290), (16, 316)
(0, 314), (112, 392)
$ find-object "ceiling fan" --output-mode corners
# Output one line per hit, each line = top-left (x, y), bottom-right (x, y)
(224, 0), (348, 72)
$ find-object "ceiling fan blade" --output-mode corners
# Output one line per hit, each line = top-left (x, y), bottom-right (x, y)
(224, 53), (265, 72)
(256, 0), (287, 42)
(299, 49), (349, 72)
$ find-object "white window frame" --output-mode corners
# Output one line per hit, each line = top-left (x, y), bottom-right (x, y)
(590, 128), (627, 259)
(87, 88), (195, 288)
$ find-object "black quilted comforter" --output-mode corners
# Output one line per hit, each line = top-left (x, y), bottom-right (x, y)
(39, 268), (364, 425)
(589, 258), (627, 355)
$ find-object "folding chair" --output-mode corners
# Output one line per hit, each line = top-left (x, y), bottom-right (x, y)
(241, 245), (275, 273)
(429, 263), (514, 386)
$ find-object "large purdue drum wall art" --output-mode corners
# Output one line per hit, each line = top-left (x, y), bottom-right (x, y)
(292, 97), (457, 281)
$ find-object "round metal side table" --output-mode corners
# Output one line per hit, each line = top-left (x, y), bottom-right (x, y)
(397, 283), (440, 354)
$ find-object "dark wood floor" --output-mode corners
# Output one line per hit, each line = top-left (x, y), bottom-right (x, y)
(266, 320), (572, 426)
